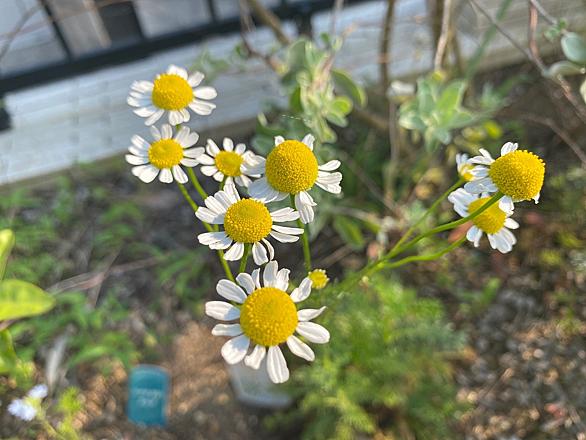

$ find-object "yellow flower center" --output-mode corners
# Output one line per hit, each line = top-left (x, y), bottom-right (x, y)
(148, 139), (184, 169)
(223, 199), (273, 243)
(468, 197), (506, 234)
(151, 74), (193, 110)
(240, 287), (298, 346)
(458, 163), (474, 182)
(265, 140), (318, 194)
(489, 150), (545, 201)
(215, 151), (243, 177)
(308, 269), (329, 290)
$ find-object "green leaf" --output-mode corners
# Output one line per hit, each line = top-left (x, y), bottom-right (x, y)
(333, 217), (365, 250)
(561, 33), (586, 65)
(330, 96), (353, 115)
(0, 230), (15, 280)
(436, 80), (467, 113)
(0, 329), (18, 373)
(0, 279), (55, 321)
(332, 69), (367, 107)
(545, 60), (586, 79)
(581, 78), (586, 104)
(290, 86), (303, 113)
(326, 110), (348, 127)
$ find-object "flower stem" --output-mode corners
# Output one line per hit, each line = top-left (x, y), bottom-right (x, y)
(239, 244), (251, 274)
(218, 250), (235, 281)
(389, 178), (464, 255)
(389, 191), (503, 258)
(337, 192), (503, 290)
(290, 194), (311, 271)
(177, 182), (213, 233)
(187, 168), (209, 200)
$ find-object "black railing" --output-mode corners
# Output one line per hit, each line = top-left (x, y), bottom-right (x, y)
(0, 0), (372, 95)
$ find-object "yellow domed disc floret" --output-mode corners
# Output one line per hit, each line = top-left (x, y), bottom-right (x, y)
(223, 199), (273, 243)
(151, 74), (193, 110)
(265, 140), (318, 194)
(489, 150), (545, 201)
(240, 287), (298, 346)
(308, 269), (329, 290)
(215, 151), (243, 177)
(469, 197), (506, 234)
(148, 139), (184, 169)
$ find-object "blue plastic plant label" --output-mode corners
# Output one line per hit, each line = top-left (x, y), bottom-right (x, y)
(127, 365), (169, 427)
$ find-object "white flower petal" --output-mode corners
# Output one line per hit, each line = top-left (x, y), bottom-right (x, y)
(125, 154), (149, 165)
(223, 137), (234, 151)
(244, 345), (266, 370)
(252, 241), (269, 266)
(217, 279), (248, 303)
(183, 147), (204, 159)
(267, 346), (289, 383)
(290, 277), (312, 302)
(501, 142), (518, 156)
(275, 268), (290, 291)
(132, 164), (159, 183)
(318, 160), (341, 171)
(159, 168), (173, 183)
(504, 218), (519, 229)
(301, 134), (315, 150)
(236, 273), (256, 294)
(224, 242), (245, 261)
(263, 261), (278, 287)
(205, 301), (240, 320)
(286, 335), (315, 361)
(274, 136), (285, 146)
(262, 239), (275, 261)
(271, 225), (304, 235)
(296, 322), (330, 344)
(172, 165), (188, 183)
(270, 207), (299, 222)
(188, 71), (204, 87)
(212, 323), (243, 337)
(221, 335), (250, 365)
(269, 230), (300, 243)
(195, 86), (218, 100)
(298, 306), (326, 321)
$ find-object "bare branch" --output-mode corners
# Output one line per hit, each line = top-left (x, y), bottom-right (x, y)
(379, 0), (396, 93)
(246, 0), (290, 46)
(433, 0), (453, 70)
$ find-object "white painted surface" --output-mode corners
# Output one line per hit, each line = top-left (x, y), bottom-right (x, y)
(0, 0), (584, 185)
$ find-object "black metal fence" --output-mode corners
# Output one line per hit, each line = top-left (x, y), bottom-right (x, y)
(0, 0), (372, 95)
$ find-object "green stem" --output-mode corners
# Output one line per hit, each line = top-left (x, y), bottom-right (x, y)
(220, 176), (227, 191)
(389, 178), (464, 256)
(218, 250), (235, 281)
(337, 192), (503, 291)
(365, 236), (467, 278)
(391, 191), (503, 257)
(291, 194), (312, 271)
(187, 168), (209, 200)
(239, 244), (251, 274)
(177, 182), (213, 233)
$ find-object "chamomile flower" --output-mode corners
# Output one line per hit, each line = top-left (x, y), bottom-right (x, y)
(197, 138), (263, 188)
(205, 261), (330, 383)
(248, 135), (342, 224)
(125, 124), (202, 184)
(196, 184), (303, 265)
(8, 384), (48, 421)
(464, 142), (545, 213)
(448, 188), (519, 253)
(308, 269), (329, 289)
(128, 65), (217, 126)
(456, 153), (474, 181)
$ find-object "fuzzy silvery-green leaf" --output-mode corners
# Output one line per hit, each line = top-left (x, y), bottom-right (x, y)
(332, 69), (367, 107)
(561, 32), (586, 65)
(0, 279), (55, 321)
(0, 229), (15, 281)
